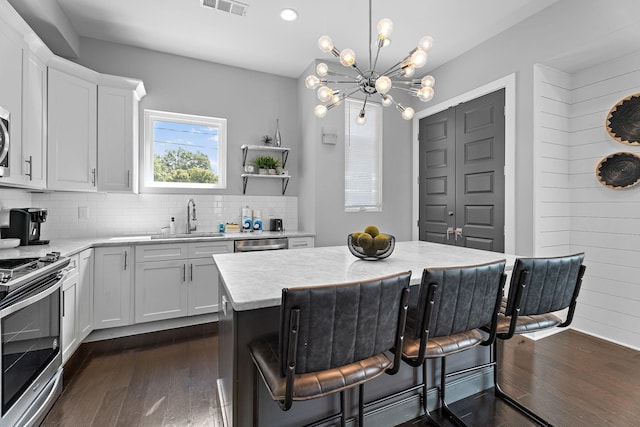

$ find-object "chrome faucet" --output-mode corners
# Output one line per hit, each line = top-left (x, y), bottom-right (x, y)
(187, 198), (197, 233)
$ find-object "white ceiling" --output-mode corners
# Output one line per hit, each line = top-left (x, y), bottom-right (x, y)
(14, 0), (561, 78)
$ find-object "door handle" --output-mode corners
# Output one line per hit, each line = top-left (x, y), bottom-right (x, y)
(454, 227), (463, 241)
(25, 155), (33, 181)
(446, 227), (454, 241)
(183, 264), (186, 282)
(190, 264), (193, 282)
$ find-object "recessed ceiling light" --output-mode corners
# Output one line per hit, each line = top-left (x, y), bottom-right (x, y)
(280, 8), (298, 21)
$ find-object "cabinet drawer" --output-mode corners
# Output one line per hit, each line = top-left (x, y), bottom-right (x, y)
(288, 237), (314, 249)
(188, 241), (233, 258)
(136, 243), (188, 262)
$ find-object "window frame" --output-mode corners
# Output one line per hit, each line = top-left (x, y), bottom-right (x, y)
(344, 99), (383, 212)
(142, 109), (227, 192)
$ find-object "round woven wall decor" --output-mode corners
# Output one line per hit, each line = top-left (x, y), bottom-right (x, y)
(596, 152), (640, 189)
(606, 94), (640, 145)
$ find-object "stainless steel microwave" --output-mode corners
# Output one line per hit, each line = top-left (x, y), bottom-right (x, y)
(0, 106), (9, 177)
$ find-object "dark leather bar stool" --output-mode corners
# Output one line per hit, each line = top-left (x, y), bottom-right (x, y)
(248, 271), (411, 427)
(401, 260), (507, 426)
(484, 253), (586, 427)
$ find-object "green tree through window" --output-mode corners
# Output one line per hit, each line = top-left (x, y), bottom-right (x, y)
(154, 147), (218, 183)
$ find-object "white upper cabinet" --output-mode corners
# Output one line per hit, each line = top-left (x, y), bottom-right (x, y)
(97, 81), (145, 193)
(0, 23), (24, 185)
(47, 67), (98, 191)
(21, 52), (47, 188)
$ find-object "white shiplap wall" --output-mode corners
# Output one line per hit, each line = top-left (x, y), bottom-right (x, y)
(534, 65), (573, 257)
(534, 53), (640, 350)
(568, 52), (640, 350)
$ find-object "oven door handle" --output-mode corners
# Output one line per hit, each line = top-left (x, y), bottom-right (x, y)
(0, 273), (64, 318)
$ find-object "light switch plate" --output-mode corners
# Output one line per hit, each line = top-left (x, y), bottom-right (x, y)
(322, 127), (338, 145)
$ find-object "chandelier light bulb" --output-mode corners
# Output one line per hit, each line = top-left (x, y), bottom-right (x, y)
(318, 35), (334, 53)
(421, 75), (435, 88)
(381, 94), (394, 107)
(356, 112), (367, 126)
(418, 36), (434, 52)
(332, 94), (342, 105)
(417, 87), (435, 102)
(402, 65), (416, 77)
(317, 86), (334, 102)
(375, 76), (392, 94)
(316, 63), (329, 77)
(339, 49), (356, 67)
(305, 75), (320, 89)
(401, 107), (415, 120)
(314, 105), (328, 118)
(411, 49), (428, 68)
(377, 18), (393, 38)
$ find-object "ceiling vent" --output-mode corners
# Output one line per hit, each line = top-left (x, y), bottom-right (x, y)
(201, 0), (248, 17)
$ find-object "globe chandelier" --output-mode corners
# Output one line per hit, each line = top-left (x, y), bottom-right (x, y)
(305, 0), (435, 125)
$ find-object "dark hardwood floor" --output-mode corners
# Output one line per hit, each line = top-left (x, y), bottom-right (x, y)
(399, 330), (640, 427)
(42, 323), (222, 427)
(42, 326), (639, 427)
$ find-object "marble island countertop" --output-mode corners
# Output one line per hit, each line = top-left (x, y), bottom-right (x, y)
(214, 240), (518, 312)
(0, 230), (314, 259)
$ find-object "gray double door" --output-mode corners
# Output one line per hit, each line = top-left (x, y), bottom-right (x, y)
(418, 89), (505, 252)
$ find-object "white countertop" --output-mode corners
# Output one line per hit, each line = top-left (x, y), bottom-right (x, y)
(0, 230), (314, 259)
(214, 240), (518, 311)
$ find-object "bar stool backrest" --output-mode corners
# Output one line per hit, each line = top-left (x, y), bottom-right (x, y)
(414, 260), (506, 339)
(505, 253), (585, 317)
(278, 271), (411, 376)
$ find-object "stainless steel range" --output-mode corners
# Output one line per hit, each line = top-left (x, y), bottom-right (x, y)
(0, 253), (70, 426)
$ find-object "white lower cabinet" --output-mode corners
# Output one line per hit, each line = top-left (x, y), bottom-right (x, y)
(135, 259), (188, 323)
(134, 241), (232, 324)
(288, 236), (315, 249)
(61, 257), (79, 363)
(77, 248), (94, 340)
(94, 246), (133, 329)
(188, 256), (220, 316)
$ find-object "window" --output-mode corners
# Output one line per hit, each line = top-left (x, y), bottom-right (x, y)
(143, 110), (227, 190)
(345, 100), (382, 211)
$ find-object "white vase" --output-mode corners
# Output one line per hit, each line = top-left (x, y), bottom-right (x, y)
(274, 118), (282, 147)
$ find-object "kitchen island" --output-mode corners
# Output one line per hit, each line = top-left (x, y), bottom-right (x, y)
(214, 241), (517, 427)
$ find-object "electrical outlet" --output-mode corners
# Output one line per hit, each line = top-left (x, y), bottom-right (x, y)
(78, 206), (89, 220)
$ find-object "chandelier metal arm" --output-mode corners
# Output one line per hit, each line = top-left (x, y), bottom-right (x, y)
(370, 42), (383, 79)
(325, 80), (361, 84)
(326, 70), (360, 79)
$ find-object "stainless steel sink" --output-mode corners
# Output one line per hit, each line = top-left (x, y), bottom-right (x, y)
(151, 232), (224, 239)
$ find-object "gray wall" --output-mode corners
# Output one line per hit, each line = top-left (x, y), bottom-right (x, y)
(74, 37), (300, 196)
(408, 0), (640, 255)
(298, 61), (414, 247)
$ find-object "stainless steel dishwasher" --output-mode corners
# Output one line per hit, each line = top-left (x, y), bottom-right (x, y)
(234, 237), (288, 252)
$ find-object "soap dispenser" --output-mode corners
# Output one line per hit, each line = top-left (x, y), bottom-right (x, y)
(169, 217), (176, 235)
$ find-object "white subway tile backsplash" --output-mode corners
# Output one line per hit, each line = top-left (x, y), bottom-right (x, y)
(14, 192), (300, 239)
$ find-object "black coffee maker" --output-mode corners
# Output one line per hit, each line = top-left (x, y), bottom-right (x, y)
(0, 208), (50, 245)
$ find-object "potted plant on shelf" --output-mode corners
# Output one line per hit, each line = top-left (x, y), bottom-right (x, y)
(254, 155), (280, 175)
(261, 135), (273, 145)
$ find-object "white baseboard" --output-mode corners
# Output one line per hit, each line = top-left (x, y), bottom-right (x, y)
(84, 313), (219, 342)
